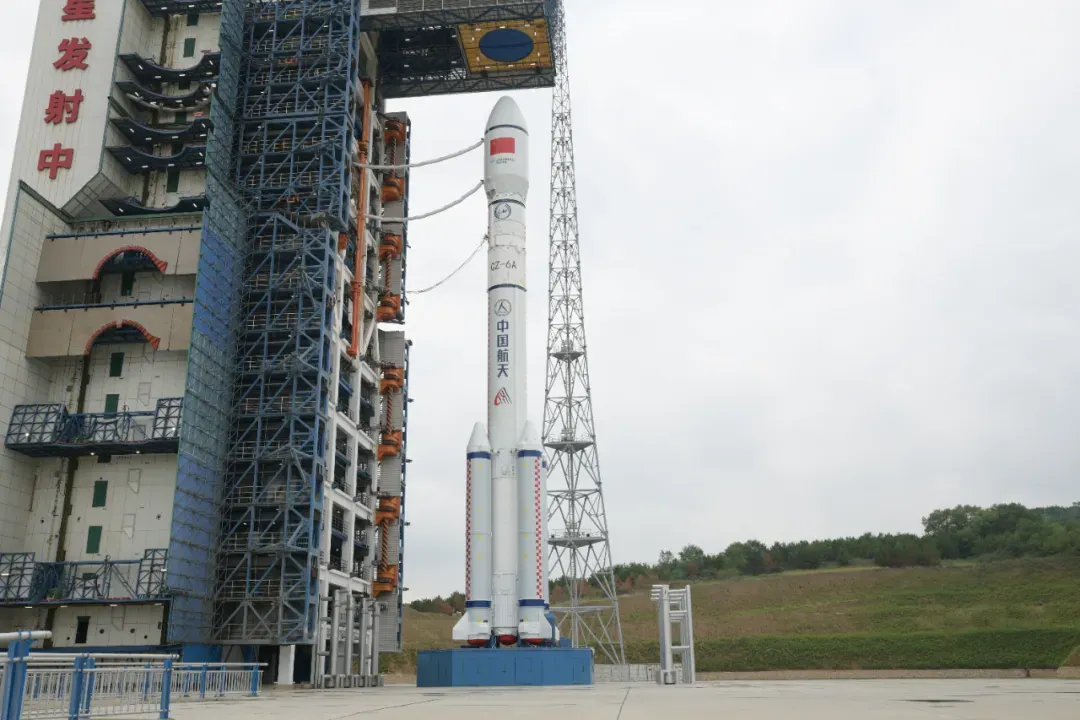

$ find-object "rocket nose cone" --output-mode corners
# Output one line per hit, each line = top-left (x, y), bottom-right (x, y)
(467, 422), (491, 452)
(517, 420), (542, 450)
(487, 96), (528, 134)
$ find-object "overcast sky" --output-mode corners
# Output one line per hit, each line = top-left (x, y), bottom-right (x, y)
(2, 1), (1079, 600)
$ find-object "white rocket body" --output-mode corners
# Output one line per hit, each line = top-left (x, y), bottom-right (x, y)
(454, 96), (551, 647)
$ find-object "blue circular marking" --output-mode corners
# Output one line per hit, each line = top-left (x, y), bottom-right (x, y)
(479, 28), (535, 63)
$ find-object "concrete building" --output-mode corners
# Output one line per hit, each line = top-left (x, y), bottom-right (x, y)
(0, 0), (555, 687)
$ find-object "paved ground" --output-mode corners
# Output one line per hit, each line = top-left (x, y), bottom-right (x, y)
(172, 679), (1079, 719)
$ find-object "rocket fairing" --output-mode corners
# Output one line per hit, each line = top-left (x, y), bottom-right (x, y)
(453, 97), (554, 648)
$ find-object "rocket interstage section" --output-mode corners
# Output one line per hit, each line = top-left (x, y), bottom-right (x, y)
(453, 96), (555, 648)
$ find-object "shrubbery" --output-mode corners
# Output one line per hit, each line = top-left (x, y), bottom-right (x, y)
(409, 591), (464, 615)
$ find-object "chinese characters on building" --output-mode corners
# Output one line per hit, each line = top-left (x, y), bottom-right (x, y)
(62, 1), (96, 22)
(40, 1), (95, 181)
(44, 90), (84, 124)
(53, 38), (92, 71)
(38, 144), (74, 180)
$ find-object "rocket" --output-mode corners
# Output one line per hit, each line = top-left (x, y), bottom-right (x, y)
(453, 97), (554, 647)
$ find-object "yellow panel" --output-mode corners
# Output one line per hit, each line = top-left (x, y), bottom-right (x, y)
(458, 20), (553, 74)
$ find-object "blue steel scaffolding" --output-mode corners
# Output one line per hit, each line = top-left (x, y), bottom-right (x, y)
(169, 0), (248, 645)
(212, 0), (362, 644)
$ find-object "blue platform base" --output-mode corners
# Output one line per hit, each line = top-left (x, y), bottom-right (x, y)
(416, 647), (593, 687)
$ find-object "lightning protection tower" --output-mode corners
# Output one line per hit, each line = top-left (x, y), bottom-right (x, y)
(543, 0), (626, 665)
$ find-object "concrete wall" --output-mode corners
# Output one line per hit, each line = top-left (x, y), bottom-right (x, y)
(24, 454), (177, 563)
(26, 302), (194, 358)
(36, 225), (202, 283)
(106, 7), (221, 211)
(155, 11), (220, 210)
(76, 343), (188, 412)
(52, 604), (168, 647)
(0, 189), (70, 552)
(99, 0), (162, 200)
(17, 343), (187, 561)
(161, 12), (222, 70)
(0, 604), (167, 646)
(41, 272), (196, 305)
(60, 453), (177, 562)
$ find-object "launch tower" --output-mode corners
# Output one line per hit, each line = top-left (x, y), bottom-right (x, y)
(543, 0), (626, 665)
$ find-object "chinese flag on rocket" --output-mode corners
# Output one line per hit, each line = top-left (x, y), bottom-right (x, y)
(490, 138), (515, 155)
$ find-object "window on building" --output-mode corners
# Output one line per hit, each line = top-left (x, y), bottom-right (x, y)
(109, 352), (124, 377)
(171, 142), (184, 156)
(183, 38), (196, 57)
(120, 271), (135, 296)
(104, 394), (119, 414)
(166, 169), (180, 193)
(187, 13), (199, 27)
(86, 526), (102, 554)
(177, 79), (191, 91)
(97, 454), (111, 464)
(74, 617), (90, 645)
(175, 111), (187, 125)
(92, 480), (108, 508)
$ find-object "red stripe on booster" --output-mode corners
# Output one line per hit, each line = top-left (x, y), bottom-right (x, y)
(490, 137), (515, 156)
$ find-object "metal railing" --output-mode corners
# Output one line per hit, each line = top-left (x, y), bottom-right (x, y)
(0, 550), (167, 605)
(330, 480), (355, 497)
(331, 514), (346, 535)
(5, 400), (182, 456)
(0, 632), (262, 720)
(593, 663), (684, 684)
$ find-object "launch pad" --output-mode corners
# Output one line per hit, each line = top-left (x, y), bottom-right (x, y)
(416, 647), (593, 687)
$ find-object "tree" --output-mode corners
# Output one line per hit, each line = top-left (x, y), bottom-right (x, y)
(922, 505), (982, 535)
(679, 544), (706, 565)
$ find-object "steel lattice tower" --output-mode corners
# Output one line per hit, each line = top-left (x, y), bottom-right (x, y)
(544, 0), (626, 665)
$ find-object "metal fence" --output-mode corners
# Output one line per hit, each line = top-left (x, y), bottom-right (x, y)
(1, 632), (262, 720)
(593, 664), (685, 684)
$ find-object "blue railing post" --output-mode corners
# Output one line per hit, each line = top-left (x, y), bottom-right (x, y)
(2, 632), (32, 720)
(81, 658), (95, 717)
(1, 636), (17, 720)
(67, 656), (85, 720)
(198, 664), (207, 700)
(217, 664), (226, 697)
(159, 658), (173, 720)
(249, 663), (259, 697)
(142, 663), (151, 701)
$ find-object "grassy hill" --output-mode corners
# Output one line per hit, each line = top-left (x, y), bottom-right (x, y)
(392, 557), (1080, 672)
(616, 557), (1080, 637)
